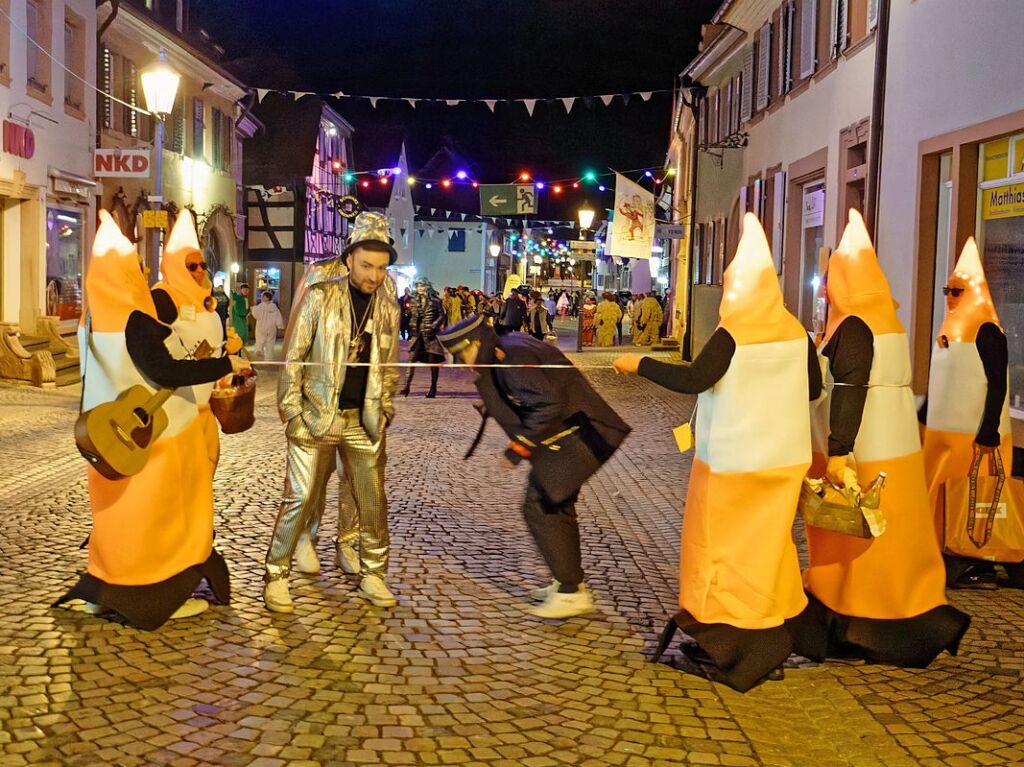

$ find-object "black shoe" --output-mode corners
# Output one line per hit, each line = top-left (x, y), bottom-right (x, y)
(678, 640), (715, 667)
(651, 619), (677, 663)
(765, 666), (785, 682)
(425, 389), (437, 399)
(954, 567), (998, 589)
(401, 387), (411, 398)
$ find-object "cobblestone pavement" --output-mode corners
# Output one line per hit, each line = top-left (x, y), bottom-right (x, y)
(1, 341), (1023, 767)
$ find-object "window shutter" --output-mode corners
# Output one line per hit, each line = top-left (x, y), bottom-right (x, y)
(831, 0), (848, 59)
(172, 93), (185, 154)
(772, 171), (786, 273)
(800, 0), (817, 78)
(724, 80), (733, 136)
(223, 112), (233, 171)
(740, 45), (754, 122)
(192, 98), (205, 159)
(753, 177), (764, 219)
(732, 74), (742, 131)
(867, 0), (879, 30)
(756, 24), (771, 112)
(692, 224), (702, 284)
(712, 89), (720, 143)
(211, 107), (222, 169)
(100, 45), (113, 129)
(781, 3), (794, 94)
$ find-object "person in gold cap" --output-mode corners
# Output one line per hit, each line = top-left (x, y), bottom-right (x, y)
(797, 209), (970, 667)
(613, 214), (820, 691)
(264, 211), (401, 612)
(55, 212), (249, 629)
(920, 238), (1024, 589)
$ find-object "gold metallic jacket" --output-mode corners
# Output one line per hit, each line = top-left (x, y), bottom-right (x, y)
(278, 269), (399, 442)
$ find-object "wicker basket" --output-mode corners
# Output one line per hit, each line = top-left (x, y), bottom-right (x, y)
(210, 372), (256, 434)
(798, 479), (873, 539)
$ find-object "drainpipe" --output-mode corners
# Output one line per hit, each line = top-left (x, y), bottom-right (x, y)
(681, 80), (705, 361)
(864, 0), (891, 241)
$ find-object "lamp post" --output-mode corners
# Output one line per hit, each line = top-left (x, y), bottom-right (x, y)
(488, 242), (500, 293)
(576, 206), (596, 351)
(139, 49), (180, 283)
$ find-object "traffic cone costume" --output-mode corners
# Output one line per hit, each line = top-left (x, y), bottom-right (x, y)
(644, 214), (817, 691)
(922, 238), (1024, 578)
(799, 210), (970, 665)
(55, 212), (233, 629)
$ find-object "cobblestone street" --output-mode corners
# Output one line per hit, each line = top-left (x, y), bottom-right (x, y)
(2, 346), (1023, 767)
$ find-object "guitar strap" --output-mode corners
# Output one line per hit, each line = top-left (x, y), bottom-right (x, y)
(78, 312), (91, 414)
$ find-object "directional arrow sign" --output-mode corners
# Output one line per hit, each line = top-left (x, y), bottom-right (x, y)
(480, 184), (519, 216)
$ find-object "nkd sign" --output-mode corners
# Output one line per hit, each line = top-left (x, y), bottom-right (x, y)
(3, 120), (35, 159)
(94, 148), (151, 178)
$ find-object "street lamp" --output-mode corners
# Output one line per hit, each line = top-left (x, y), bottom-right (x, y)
(575, 206), (596, 352)
(577, 206), (595, 233)
(140, 49), (180, 282)
(489, 242), (501, 258)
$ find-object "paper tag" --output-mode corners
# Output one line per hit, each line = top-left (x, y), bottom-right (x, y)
(673, 423), (693, 452)
(180, 304), (197, 321)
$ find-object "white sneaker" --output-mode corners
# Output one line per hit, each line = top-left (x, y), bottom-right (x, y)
(263, 579), (294, 613)
(294, 537), (321, 575)
(528, 588), (595, 619)
(358, 575), (397, 607)
(335, 544), (360, 575)
(169, 598), (209, 620)
(530, 580), (587, 601)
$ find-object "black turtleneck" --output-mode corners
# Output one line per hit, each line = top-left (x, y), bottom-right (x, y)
(339, 286), (374, 410)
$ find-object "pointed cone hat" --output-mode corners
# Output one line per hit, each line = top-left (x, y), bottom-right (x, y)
(85, 210), (157, 332)
(156, 211), (211, 310)
(719, 213), (805, 344)
(825, 208), (902, 339)
(938, 237), (1000, 342)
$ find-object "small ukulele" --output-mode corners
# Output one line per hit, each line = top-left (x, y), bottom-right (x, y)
(75, 340), (214, 479)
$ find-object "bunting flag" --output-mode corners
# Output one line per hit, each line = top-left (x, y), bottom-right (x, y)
(249, 87), (671, 114)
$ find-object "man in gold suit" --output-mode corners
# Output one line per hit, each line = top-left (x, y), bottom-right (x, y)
(264, 212), (401, 612)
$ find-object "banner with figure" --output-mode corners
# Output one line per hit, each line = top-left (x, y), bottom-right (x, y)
(609, 173), (655, 259)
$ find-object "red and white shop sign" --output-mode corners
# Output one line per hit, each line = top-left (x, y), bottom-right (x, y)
(94, 148), (151, 178)
(3, 121), (35, 159)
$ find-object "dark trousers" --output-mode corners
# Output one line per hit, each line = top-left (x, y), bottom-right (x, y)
(523, 474), (583, 590)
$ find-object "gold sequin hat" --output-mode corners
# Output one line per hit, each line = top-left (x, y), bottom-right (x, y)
(343, 211), (398, 264)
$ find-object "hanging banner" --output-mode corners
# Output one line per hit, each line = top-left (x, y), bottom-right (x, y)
(609, 172), (655, 260)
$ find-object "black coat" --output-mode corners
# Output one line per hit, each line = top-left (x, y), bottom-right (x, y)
(408, 293), (445, 359)
(472, 334), (631, 503)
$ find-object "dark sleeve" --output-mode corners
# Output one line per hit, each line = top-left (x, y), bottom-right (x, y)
(917, 395), (928, 425)
(152, 288), (178, 324)
(125, 311), (232, 388)
(976, 322), (1008, 448)
(496, 363), (566, 447)
(637, 327), (735, 394)
(807, 334), (823, 401)
(822, 316), (873, 456)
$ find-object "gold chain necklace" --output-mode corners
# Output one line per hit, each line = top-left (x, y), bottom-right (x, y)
(347, 289), (376, 362)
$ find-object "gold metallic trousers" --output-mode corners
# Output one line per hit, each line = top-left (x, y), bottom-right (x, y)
(265, 408), (389, 581)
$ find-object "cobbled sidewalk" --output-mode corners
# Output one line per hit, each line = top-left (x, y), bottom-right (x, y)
(1, 346), (1023, 767)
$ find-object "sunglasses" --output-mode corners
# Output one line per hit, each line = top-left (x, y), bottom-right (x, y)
(942, 286), (964, 297)
(186, 261), (209, 272)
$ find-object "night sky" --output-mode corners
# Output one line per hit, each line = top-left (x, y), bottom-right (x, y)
(193, 0), (720, 220)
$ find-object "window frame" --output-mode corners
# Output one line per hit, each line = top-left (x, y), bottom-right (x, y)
(62, 8), (85, 118)
(26, 0), (52, 103)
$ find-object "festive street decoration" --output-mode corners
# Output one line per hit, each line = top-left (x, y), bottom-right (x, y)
(609, 172), (656, 260)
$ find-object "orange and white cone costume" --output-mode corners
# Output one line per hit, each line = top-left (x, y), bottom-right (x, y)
(922, 238), (1024, 568)
(56, 212), (230, 629)
(800, 210), (970, 665)
(668, 214), (812, 690)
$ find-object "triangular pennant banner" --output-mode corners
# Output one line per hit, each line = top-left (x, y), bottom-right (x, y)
(428, 229), (434, 238)
(332, 90), (345, 98)
(368, 97), (381, 108)
(460, 213), (467, 221)
(639, 91), (653, 102)
(256, 88), (269, 102)
(523, 99), (537, 116)
(418, 229), (425, 238)
(445, 99), (462, 107)
(484, 100), (497, 112)
(600, 95), (615, 107)
(405, 98), (417, 108)
(621, 93), (631, 106)
(561, 97), (576, 113)
(430, 208), (436, 216)
(294, 91), (312, 100)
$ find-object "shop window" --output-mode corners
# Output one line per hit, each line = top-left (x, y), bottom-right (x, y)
(63, 10), (85, 116)
(799, 181), (826, 328)
(45, 207), (84, 321)
(192, 97), (204, 160)
(26, 0), (51, 102)
(0, 0), (10, 85)
(982, 137), (1010, 182)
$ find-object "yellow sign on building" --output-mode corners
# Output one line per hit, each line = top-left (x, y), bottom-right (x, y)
(982, 183), (1024, 220)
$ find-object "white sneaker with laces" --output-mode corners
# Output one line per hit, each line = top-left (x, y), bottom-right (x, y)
(358, 575), (397, 607)
(294, 537), (320, 575)
(263, 579), (294, 613)
(169, 598), (209, 620)
(528, 588), (595, 619)
(335, 544), (360, 575)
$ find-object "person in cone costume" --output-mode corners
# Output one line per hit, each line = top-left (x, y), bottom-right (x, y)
(796, 209), (970, 667)
(55, 212), (249, 629)
(633, 294), (663, 347)
(920, 238), (1024, 589)
(614, 214), (821, 691)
